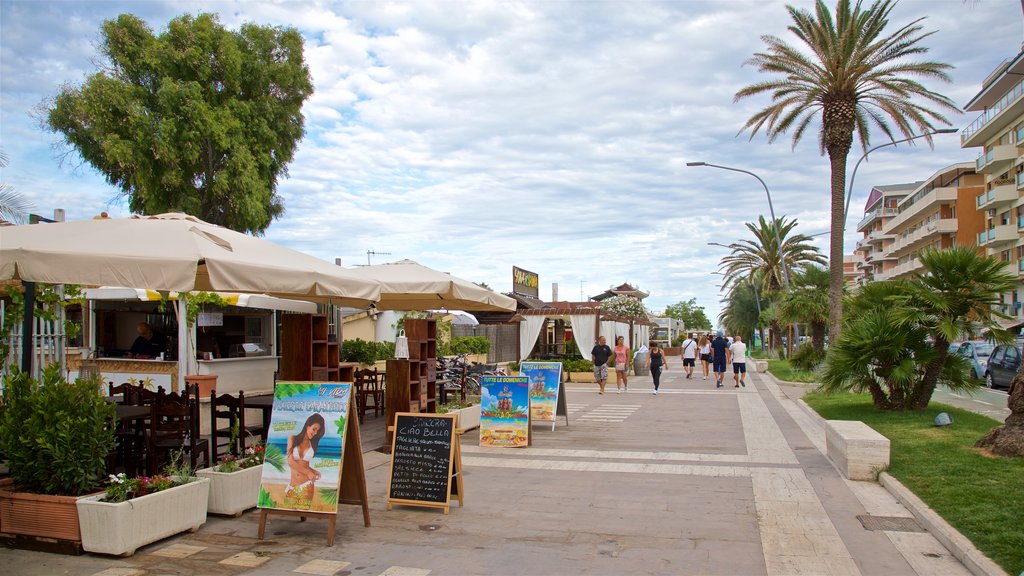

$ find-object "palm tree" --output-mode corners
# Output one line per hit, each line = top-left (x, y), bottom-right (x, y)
(777, 265), (830, 351)
(0, 149), (32, 224)
(735, 0), (957, 341)
(891, 247), (1015, 409)
(719, 281), (761, 345)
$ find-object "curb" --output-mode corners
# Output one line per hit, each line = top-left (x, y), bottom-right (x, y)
(777, 374), (1008, 576)
(879, 473), (1009, 576)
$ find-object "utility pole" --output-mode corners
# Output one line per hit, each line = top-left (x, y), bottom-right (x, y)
(366, 250), (392, 266)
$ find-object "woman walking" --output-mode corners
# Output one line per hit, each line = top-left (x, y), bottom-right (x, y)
(613, 336), (631, 393)
(645, 341), (667, 394)
(698, 334), (712, 380)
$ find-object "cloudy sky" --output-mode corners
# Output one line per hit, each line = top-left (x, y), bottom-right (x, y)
(2, 0), (1022, 323)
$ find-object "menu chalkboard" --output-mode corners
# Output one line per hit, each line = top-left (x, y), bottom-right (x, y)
(386, 413), (463, 512)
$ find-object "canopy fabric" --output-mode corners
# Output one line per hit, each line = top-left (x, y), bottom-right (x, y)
(569, 314), (596, 359)
(0, 213), (380, 307)
(519, 315), (547, 361)
(84, 287), (317, 314)
(352, 259), (516, 312)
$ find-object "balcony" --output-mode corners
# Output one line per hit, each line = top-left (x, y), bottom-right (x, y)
(1017, 172), (1024, 190)
(976, 144), (1018, 175)
(979, 223), (1018, 247)
(890, 218), (957, 254)
(977, 179), (1018, 209)
(876, 258), (924, 281)
(856, 207), (899, 232)
(888, 188), (956, 231)
(962, 76), (1024, 147)
(1019, 260), (1024, 275)
(866, 229), (894, 244)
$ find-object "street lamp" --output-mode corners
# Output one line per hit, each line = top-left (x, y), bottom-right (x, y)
(710, 249), (765, 350)
(843, 128), (959, 226)
(688, 162), (790, 288)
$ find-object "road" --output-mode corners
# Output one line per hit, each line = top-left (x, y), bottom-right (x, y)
(932, 384), (1010, 422)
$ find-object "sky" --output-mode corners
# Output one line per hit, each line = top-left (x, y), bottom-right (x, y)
(2, 0), (1022, 324)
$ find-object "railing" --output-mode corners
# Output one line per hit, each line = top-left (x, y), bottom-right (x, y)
(1017, 126), (1024, 144)
(1019, 260), (1024, 272)
(856, 207), (899, 231)
(1018, 215), (1024, 230)
(977, 190), (992, 207)
(962, 76), (1024, 144)
(979, 230), (990, 244)
(1018, 172), (1024, 189)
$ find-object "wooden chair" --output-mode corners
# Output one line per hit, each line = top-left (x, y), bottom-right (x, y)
(354, 369), (383, 423)
(147, 384), (210, 474)
(108, 382), (139, 405)
(106, 383), (145, 476)
(210, 390), (266, 462)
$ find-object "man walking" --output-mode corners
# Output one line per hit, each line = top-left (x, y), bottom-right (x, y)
(679, 333), (697, 379)
(710, 330), (730, 388)
(591, 336), (613, 395)
(730, 334), (748, 388)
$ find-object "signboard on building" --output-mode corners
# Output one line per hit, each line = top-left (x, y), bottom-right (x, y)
(512, 266), (539, 298)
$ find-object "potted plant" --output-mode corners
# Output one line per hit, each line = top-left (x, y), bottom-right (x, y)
(0, 366), (116, 545)
(437, 399), (481, 432)
(77, 449), (210, 556)
(196, 424), (286, 516)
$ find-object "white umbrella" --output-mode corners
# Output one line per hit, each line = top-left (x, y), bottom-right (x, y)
(353, 260), (516, 312)
(0, 213), (380, 307)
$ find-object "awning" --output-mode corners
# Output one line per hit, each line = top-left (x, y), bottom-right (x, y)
(84, 287), (317, 314)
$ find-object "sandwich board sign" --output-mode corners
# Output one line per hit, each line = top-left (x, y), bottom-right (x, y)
(479, 375), (531, 447)
(520, 361), (568, 431)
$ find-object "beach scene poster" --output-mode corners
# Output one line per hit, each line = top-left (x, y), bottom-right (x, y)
(258, 382), (351, 513)
(479, 375), (530, 448)
(520, 361), (562, 424)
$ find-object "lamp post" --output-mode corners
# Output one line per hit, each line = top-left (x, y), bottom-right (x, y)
(710, 249), (765, 351)
(688, 162), (790, 288)
(843, 128), (959, 228)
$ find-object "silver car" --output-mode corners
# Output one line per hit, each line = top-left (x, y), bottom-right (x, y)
(956, 341), (994, 380)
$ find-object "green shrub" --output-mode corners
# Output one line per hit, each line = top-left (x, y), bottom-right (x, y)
(507, 361), (520, 372)
(563, 359), (594, 372)
(790, 343), (826, 372)
(0, 365), (116, 496)
(341, 338), (395, 364)
(440, 336), (491, 356)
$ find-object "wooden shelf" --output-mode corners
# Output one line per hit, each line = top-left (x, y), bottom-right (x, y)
(280, 314), (339, 382)
(384, 319), (438, 450)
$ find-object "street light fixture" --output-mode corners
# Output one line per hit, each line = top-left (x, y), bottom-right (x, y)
(843, 128), (959, 226)
(689, 162), (790, 288)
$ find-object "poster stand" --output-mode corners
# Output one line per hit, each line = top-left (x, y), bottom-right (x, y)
(554, 379), (569, 429)
(386, 413), (464, 514)
(257, 399), (370, 546)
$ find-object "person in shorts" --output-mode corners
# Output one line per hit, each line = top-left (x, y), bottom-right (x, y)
(710, 330), (730, 388)
(698, 334), (712, 380)
(612, 336), (631, 393)
(679, 333), (697, 379)
(730, 334), (748, 388)
(591, 336), (613, 395)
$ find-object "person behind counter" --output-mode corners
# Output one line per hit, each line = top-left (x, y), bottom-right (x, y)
(129, 322), (167, 359)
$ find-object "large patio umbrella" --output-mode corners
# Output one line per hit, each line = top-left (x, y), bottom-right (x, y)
(352, 260), (516, 312)
(0, 213), (380, 307)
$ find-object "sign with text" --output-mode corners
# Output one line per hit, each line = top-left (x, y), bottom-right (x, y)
(512, 266), (539, 298)
(479, 375), (530, 447)
(258, 382), (351, 513)
(387, 413), (460, 512)
(520, 362), (562, 427)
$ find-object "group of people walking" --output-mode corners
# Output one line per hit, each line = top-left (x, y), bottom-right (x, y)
(590, 331), (747, 394)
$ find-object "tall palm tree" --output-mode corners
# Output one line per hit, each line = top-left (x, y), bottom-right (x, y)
(719, 216), (825, 295)
(719, 281), (761, 345)
(735, 0), (957, 341)
(777, 265), (830, 351)
(0, 149), (32, 224)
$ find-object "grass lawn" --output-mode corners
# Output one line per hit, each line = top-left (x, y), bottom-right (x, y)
(803, 391), (1024, 575)
(765, 358), (818, 384)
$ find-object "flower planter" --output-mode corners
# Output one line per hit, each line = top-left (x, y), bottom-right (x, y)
(196, 464), (262, 516)
(568, 371), (596, 383)
(451, 405), (481, 431)
(77, 477), (210, 556)
(0, 485), (87, 541)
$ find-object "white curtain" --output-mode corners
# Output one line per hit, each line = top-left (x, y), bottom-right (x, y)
(570, 314), (596, 359)
(616, 322), (630, 341)
(600, 320), (616, 344)
(519, 316), (547, 361)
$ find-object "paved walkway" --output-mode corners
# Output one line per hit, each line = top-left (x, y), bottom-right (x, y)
(3, 369), (973, 575)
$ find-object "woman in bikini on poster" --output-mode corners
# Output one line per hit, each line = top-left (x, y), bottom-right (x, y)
(285, 413), (326, 505)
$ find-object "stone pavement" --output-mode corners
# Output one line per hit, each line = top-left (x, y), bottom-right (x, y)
(2, 368), (974, 575)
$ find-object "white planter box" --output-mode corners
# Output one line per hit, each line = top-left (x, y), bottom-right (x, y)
(77, 477), (210, 556)
(196, 464), (262, 516)
(452, 405), (481, 431)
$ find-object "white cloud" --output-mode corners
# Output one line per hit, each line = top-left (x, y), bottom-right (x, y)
(1, 0), (1021, 324)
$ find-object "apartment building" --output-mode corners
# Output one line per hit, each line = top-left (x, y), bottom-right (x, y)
(962, 51), (1024, 324)
(865, 164), (984, 282)
(853, 182), (917, 284)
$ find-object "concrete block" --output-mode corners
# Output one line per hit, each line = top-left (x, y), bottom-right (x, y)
(754, 360), (769, 373)
(824, 420), (890, 481)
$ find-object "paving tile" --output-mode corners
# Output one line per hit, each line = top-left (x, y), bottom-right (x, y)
(220, 551), (273, 567)
(149, 542), (207, 558)
(378, 568), (431, 576)
(91, 569), (145, 576)
(293, 559), (352, 575)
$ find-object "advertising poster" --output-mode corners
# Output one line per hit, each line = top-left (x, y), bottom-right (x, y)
(479, 375), (530, 447)
(520, 361), (562, 425)
(258, 382), (351, 513)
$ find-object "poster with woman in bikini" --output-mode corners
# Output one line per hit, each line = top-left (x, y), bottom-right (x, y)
(257, 382), (352, 513)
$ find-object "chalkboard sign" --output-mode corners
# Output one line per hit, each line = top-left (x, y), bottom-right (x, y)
(386, 413), (463, 513)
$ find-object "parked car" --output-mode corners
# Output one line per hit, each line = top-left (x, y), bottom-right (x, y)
(955, 341), (995, 379)
(983, 344), (1020, 391)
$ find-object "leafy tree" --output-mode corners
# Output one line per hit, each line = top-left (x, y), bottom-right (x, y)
(735, 0), (957, 342)
(821, 248), (1012, 410)
(662, 298), (712, 331)
(46, 13), (313, 235)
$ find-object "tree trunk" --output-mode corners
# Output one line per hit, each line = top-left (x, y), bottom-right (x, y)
(976, 361), (1024, 456)
(911, 337), (950, 409)
(811, 321), (826, 352)
(827, 149), (848, 344)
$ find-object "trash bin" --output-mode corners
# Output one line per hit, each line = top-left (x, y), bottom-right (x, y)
(633, 353), (650, 376)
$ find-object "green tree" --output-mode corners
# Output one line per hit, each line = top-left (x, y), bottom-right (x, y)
(46, 13), (313, 235)
(735, 0), (957, 342)
(0, 149), (32, 224)
(776, 265), (830, 352)
(662, 298), (712, 331)
(718, 282), (761, 345)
